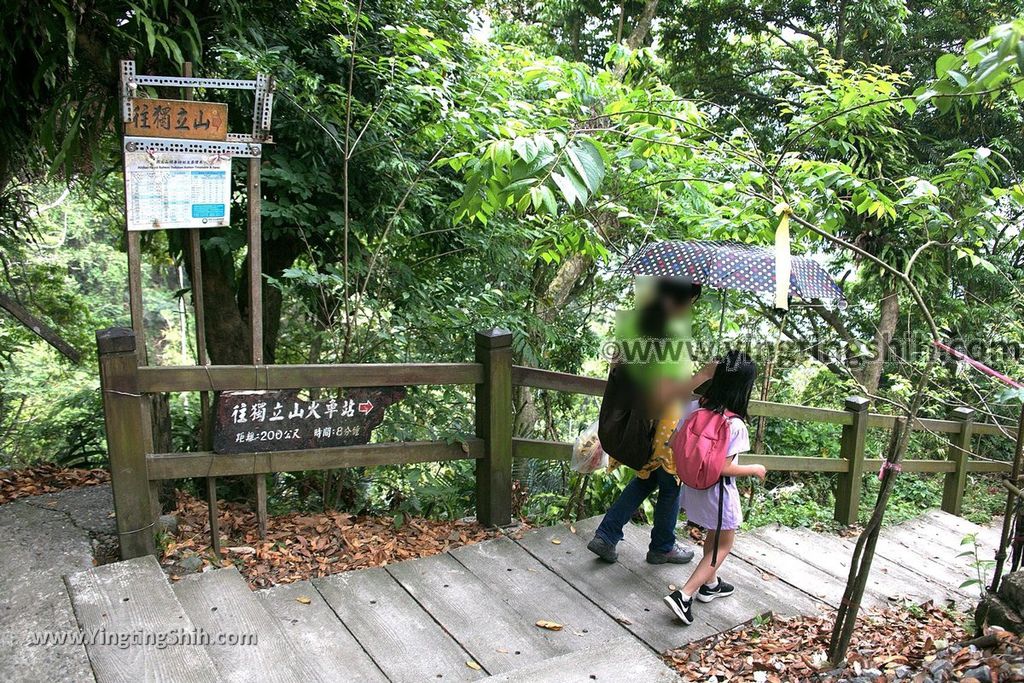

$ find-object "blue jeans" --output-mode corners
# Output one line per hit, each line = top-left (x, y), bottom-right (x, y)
(595, 467), (680, 553)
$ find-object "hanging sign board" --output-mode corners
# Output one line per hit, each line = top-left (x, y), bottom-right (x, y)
(125, 151), (231, 231)
(125, 98), (229, 141)
(213, 387), (407, 454)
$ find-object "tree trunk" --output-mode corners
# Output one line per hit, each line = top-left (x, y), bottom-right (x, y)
(834, 0), (849, 59)
(192, 234), (303, 366)
(626, 0), (660, 50)
(196, 246), (249, 365)
(860, 288), (899, 396)
(0, 291), (81, 362)
(511, 254), (594, 467)
(238, 235), (303, 364)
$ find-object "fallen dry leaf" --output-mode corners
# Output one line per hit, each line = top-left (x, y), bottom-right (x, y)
(665, 604), (975, 683)
(0, 464), (110, 506)
(536, 620), (564, 631)
(157, 490), (517, 589)
(226, 546), (256, 555)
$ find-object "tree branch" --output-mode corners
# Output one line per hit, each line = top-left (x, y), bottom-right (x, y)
(0, 292), (81, 363)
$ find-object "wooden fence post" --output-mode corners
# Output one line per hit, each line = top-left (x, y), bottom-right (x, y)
(475, 328), (513, 527)
(96, 327), (156, 559)
(834, 396), (869, 526)
(942, 406), (975, 516)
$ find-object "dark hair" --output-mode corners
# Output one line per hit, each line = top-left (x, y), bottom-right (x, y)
(700, 349), (757, 420)
(637, 278), (703, 338)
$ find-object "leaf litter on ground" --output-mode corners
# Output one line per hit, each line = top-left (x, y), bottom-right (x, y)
(0, 464), (109, 505)
(665, 603), (971, 682)
(160, 490), (509, 588)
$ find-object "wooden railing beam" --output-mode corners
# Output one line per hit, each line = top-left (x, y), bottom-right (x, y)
(136, 363), (483, 392)
(147, 439), (484, 479)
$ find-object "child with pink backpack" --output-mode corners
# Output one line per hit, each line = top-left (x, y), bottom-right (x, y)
(663, 350), (766, 625)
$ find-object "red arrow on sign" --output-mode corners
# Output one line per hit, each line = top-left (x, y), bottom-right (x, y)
(358, 401), (374, 414)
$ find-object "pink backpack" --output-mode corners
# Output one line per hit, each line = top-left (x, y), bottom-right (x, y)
(671, 407), (737, 490)
(670, 406), (739, 567)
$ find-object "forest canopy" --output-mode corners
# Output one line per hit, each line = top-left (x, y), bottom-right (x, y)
(2, 0), (1024, 526)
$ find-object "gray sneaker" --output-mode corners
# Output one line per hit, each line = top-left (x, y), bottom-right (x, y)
(646, 544), (695, 565)
(586, 535), (618, 563)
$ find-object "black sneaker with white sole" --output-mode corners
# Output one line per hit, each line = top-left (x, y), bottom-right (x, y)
(663, 590), (693, 625)
(696, 579), (734, 603)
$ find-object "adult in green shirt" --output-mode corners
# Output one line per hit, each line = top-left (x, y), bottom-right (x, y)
(588, 277), (716, 565)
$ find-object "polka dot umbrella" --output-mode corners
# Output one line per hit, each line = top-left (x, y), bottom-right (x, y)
(618, 240), (846, 307)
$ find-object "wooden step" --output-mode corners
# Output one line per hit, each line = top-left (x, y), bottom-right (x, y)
(875, 523), (978, 595)
(255, 580), (387, 682)
(573, 518), (827, 632)
(313, 566), (487, 682)
(515, 520), (714, 652)
(65, 555), (218, 682)
(450, 535), (627, 651)
(387, 551), (567, 674)
(919, 509), (1002, 551)
(481, 636), (682, 682)
(753, 524), (961, 605)
(172, 567), (316, 683)
(729, 530), (884, 608)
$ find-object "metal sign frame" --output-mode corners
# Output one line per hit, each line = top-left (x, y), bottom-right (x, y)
(119, 59), (274, 158)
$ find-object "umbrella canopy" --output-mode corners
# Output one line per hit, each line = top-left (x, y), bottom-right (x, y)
(619, 240), (846, 306)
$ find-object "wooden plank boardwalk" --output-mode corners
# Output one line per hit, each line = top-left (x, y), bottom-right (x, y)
(62, 509), (995, 682)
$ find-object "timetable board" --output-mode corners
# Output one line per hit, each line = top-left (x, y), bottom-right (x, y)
(125, 151), (231, 231)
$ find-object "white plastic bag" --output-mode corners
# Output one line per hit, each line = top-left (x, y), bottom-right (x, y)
(571, 420), (607, 473)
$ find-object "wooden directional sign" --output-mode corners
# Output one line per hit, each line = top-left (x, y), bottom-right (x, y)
(125, 98), (228, 141)
(213, 387), (406, 454)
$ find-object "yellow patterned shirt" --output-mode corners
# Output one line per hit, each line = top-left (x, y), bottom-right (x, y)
(636, 403), (683, 479)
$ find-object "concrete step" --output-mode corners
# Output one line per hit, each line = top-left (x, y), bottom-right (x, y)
(481, 635), (682, 682)
(1, 497), (96, 682)
(256, 579), (387, 682)
(172, 566), (320, 683)
(65, 555), (218, 682)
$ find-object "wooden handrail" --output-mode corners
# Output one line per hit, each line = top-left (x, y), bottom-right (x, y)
(137, 362), (484, 392)
(510, 364), (1017, 437)
(511, 437), (1012, 475)
(147, 439), (484, 479)
(97, 323), (1020, 562)
(750, 400), (852, 425)
(511, 365), (605, 396)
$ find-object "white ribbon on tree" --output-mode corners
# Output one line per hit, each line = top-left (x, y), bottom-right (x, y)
(773, 202), (793, 310)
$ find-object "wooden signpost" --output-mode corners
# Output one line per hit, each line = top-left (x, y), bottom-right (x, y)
(125, 98), (228, 140)
(213, 388), (406, 454)
(117, 60), (276, 555)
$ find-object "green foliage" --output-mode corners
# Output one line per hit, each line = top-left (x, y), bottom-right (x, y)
(2, 2), (1023, 538)
(916, 19), (1024, 114)
(959, 532), (998, 597)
